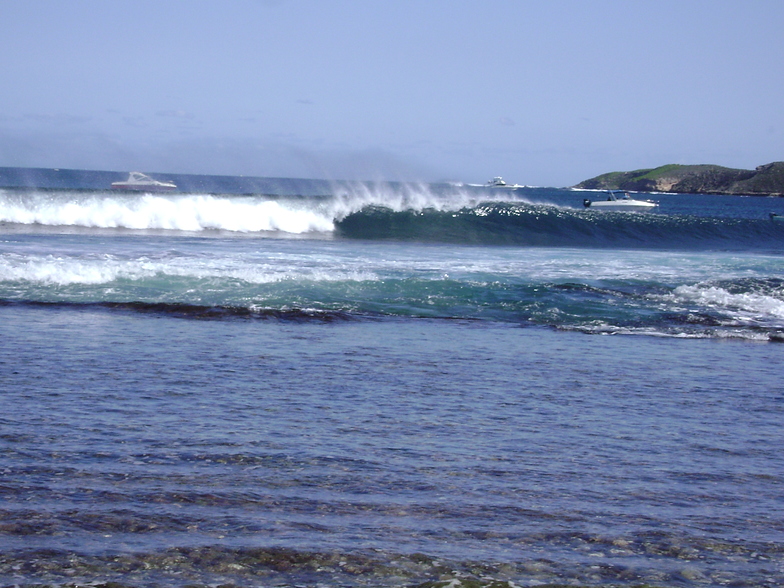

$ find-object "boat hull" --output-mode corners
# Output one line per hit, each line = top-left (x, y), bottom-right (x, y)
(111, 183), (177, 192)
(585, 201), (657, 212)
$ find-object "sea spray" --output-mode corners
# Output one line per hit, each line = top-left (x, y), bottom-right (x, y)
(325, 181), (529, 220)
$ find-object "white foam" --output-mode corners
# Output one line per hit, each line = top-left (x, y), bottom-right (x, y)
(0, 193), (334, 233)
(0, 184), (532, 234)
(565, 323), (773, 341)
(0, 254), (378, 287)
(0, 256), (128, 285)
(673, 284), (784, 320)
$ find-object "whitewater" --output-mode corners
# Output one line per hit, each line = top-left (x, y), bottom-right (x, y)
(2, 177), (784, 588)
(0, 182), (505, 233)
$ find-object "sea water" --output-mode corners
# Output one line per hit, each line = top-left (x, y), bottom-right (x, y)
(1, 178), (784, 587)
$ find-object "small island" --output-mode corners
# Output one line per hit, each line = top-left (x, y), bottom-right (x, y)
(574, 161), (784, 196)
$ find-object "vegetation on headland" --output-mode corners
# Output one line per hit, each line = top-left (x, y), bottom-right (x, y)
(574, 161), (784, 196)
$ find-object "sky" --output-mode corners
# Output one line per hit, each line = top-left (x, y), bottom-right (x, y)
(1, 0), (783, 186)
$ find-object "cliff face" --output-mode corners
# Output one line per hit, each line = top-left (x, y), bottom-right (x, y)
(575, 162), (784, 196)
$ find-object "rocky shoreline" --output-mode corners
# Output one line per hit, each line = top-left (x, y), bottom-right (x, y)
(574, 161), (784, 196)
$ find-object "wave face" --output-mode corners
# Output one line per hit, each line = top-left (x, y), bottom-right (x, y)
(335, 202), (784, 249)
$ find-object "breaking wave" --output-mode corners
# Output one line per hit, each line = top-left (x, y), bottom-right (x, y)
(0, 184), (513, 235)
(0, 191), (334, 233)
(4, 187), (784, 251)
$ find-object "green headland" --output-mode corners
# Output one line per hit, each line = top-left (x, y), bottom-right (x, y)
(574, 161), (784, 196)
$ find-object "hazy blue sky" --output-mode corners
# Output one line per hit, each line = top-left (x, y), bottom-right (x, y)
(1, 0), (782, 186)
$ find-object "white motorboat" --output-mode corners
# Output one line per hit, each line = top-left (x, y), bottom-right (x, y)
(770, 213), (784, 222)
(583, 190), (657, 212)
(485, 177), (525, 189)
(111, 172), (177, 192)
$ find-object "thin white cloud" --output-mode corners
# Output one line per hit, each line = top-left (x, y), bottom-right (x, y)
(156, 110), (195, 119)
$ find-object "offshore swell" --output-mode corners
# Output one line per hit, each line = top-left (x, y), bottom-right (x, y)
(2, 177), (784, 588)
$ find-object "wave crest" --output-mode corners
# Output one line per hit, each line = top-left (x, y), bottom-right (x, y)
(0, 192), (334, 233)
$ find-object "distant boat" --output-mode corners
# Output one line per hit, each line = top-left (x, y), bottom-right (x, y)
(485, 177), (525, 189)
(111, 172), (177, 192)
(583, 190), (657, 212)
(770, 213), (784, 222)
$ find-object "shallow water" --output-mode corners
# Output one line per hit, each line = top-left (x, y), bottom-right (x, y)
(2, 307), (783, 587)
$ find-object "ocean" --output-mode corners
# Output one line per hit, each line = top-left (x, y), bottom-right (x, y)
(1, 171), (784, 588)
